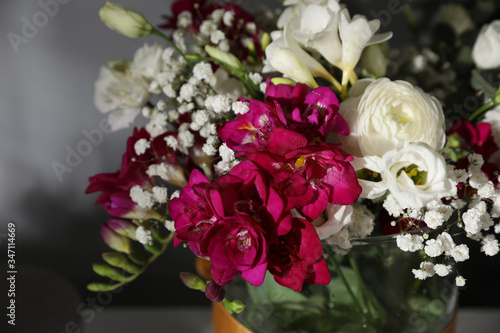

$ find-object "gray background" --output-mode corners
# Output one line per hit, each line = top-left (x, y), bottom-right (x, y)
(0, 1), (497, 328)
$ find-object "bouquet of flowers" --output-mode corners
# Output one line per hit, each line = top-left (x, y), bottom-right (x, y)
(87, 0), (500, 331)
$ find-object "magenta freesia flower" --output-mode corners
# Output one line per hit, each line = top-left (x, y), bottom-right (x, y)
(219, 82), (348, 151)
(201, 213), (268, 286)
(268, 217), (330, 291)
(244, 128), (362, 220)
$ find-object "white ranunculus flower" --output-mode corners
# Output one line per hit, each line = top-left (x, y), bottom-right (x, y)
(130, 43), (164, 80)
(94, 66), (149, 131)
(99, 2), (154, 38)
(472, 20), (500, 69)
(380, 141), (457, 209)
(337, 78), (446, 157)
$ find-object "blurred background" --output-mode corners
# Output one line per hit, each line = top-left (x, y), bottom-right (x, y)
(0, 0), (498, 331)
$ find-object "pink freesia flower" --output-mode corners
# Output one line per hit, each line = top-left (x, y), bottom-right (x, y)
(268, 217), (330, 291)
(265, 81), (349, 142)
(219, 82), (348, 151)
(244, 128), (362, 220)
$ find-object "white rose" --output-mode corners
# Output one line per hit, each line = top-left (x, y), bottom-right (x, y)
(94, 66), (149, 131)
(472, 20), (500, 69)
(338, 78), (446, 157)
(313, 204), (353, 240)
(130, 43), (164, 80)
(380, 141), (456, 209)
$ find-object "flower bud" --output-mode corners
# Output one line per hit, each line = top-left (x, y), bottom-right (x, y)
(101, 224), (132, 254)
(99, 2), (154, 38)
(205, 282), (225, 302)
(360, 44), (387, 78)
(107, 219), (137, 240)
(205, 45), (246, 75)
(179, 272), (207, 291)
(472, 20), (500, 69)
(226, 299), (246, 314)
(102, 252), (140, 274)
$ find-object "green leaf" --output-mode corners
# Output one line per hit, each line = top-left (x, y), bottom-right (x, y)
(471, 69), (497, 99)
(102, 252), (140, 274)
(87, 282), (119, 292)
(92, 263), (128, 282)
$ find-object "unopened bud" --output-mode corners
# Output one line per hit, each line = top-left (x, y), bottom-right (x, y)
(205, 282), (225, 302)
(99, 2), (154, 38)
(179, 272), (207, 291)
(101, 224), (132, 254)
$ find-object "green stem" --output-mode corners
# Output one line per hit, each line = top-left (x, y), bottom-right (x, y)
(152, 29), (192, 67)
(468, 100), (496, 123)
(107, 231), (175, 290)
(329, 255), (366, 315)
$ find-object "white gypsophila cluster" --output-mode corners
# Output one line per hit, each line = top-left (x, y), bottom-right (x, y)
(202, 135), (219, 157)
(145, 111), (168, 137)
(214, 143), (240, 176)
(193, 62), (214, 81)
(135, 226), (153, 245)
(152, 186), (168, 204)
(130, 185), (154, 209)
(205, 94), (232, 113)
(164, 135), (179, 151)
(383, 194), (403, 217)
(232, 101), (250, 115)
(396, 233), (424, 252)
(177, 11), (192, 29)
(164, 220), (176, 232)
(434, 264), (452, 277)
(451, 244), (470, 262)
(249, 73), (263, 86)
(424, 210), (445, 229)
(134, 138), (151, 155)
(412, 262), (435, 280)
(455, 275), (466, 287)
(177, 124), (195, 152)
(481, 234), (500, 256)
(424, 239), (444, 257)
(190, 110), (210, 131)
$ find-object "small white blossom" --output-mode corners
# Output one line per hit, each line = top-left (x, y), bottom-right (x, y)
(146, 163), (170, 181)
(168, 110), (180, 122)
(325, 228), (352, 250)
(200, 123), (217, 138)
(152, 186), (168, 203)
(219, 143), (235, 162)
(210, 30), (226, 44)
(451, 244), (470, 262)
(455, 275), (466, 287)
(130, 185), (154, 209)
(245, 22), (257, 34)
(451, 199), (466, 210)
(172, 29), (187, 53)
(210, 95), (232, 113)
(156, 100), (167, 111)
(170, 190), (180, 200)
(214, 159), (240, 176)
(468, 153), (484, 168)
(146, 112), (167, 137)
(249, 72), (263, 85)
(178, 129), (195, 148)
(383, 195), (403, 217)
(165, 135), (179, 151)
(437, 232), (455, 255)
(164, 220), (176, 232)
(449, 168), (468, 183)
(396, 233), (424, 252)
(223, 11), (235, 27)
(481, 235), (499, 256)
(210, 9), (224, 24)
(424, 239), (444, 257)
(412, 262), (435, 280)
(478, 181), (495, 198)
(495, 223), (500, 234)
(177, 11), (192, 29)
(462, 208), (483, 235)
(179, 83), (196, 102)
(134, 138), (150, 155)
(202, 143), (218, 156)
(232, 101), (250, 115)
(260, 82), (267, 94)
(424, 210), (445, 229)
(481, 213), (494, 231)
(434, 264), (452, 277)
(136, 226), (153, 245)
(193, 62), (213, 81)
(200, 20), (217, 36)
(218, 40), (230, 52)
(469, 169), (488, 189)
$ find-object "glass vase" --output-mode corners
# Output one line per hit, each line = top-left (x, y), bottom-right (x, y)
(216, 234), (458, 333)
